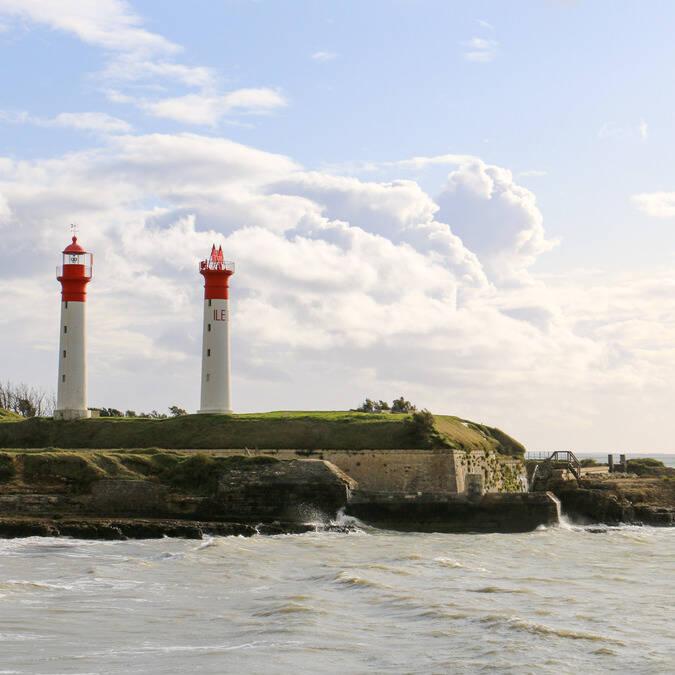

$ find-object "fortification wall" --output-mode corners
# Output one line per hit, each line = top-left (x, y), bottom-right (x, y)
(197, 448), (525, 494)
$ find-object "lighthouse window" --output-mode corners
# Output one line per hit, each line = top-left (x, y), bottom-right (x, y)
(207, 324), (211, 332)
(208, 299), (212, 307)
(64, 325), (67, 334)
(62, 374), (66, 383)
(206, 373), (210, 382)
(64, 301), (68, 308)
(63, 350), (66, 358)
(207, 349), (211, 357)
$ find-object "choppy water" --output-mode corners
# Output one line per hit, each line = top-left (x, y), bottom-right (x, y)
(1, 521), (674, 674)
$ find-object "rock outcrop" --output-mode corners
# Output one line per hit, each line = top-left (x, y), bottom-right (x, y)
(346, 491), (560, 533)
(548, 475), (675, 526)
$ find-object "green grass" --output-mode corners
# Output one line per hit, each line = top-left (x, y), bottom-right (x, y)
(0, 410), (525, 455)
(0, 408), (22, 422)
(1, 448), (281, 494)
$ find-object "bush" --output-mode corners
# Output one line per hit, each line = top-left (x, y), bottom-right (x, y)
(627, 458), (667, 476)
(580, 458), (599, 467)
(404, 409), (435, 444)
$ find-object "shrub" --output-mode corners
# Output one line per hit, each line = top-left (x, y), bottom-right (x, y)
(404, 409), (435, 444)
(627, 458), (667, 476)
(580, 458), (599, 467)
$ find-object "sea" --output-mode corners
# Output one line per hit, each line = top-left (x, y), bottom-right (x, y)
(1, 516), (674, 674)
(527, 452), (675, 467)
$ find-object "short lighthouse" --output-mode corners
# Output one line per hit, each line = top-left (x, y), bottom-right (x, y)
(198, 245), (235, 414)
(55, 236), (93, 420)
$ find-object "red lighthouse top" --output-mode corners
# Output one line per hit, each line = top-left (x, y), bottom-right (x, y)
(200, 244), (234, 300)
(57, 236), (93, 302)
(63, 236), (86, 254)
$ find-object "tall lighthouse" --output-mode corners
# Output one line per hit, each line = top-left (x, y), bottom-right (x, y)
(198, 245), (235, 414)
(55, 236), (93, 420)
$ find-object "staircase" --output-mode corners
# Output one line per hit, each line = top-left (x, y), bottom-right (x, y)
(530, 451), (581, 491)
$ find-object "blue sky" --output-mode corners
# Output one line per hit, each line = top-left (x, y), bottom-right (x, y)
(0, 0), (674, 451)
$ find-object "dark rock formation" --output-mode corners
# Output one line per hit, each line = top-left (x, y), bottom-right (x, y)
(0, 458), (358, 539)
(549, 477), (675, 526)
(0, 517), (355, 540)
(346, 491), (560, 533)
(202, 459), (356, 522)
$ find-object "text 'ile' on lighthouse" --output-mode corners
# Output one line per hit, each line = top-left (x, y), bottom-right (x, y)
(55, 236), (92, 420)
(199, 245), (235, 414)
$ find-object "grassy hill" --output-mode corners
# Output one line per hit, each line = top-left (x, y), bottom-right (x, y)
(0, 410), (525, 456)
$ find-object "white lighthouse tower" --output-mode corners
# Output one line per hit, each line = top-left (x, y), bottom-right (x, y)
(198, 245), (235, 414)
(54, 236), (93, 420)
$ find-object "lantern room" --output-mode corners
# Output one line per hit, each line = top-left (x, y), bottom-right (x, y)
(56, 236), (92, 302)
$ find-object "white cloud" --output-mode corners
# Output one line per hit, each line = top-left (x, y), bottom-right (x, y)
(0, 132), (672, 450)
(0, 0), (281, 128)
(639, 119), (648, 141)
(101, 56), (216, 88)
(632, 192), (675, 218)
(476, 19), (494, 30)
(143, 88), (288, 126)
(311, 51), (338, 62)
(436, 159), (559, 283)
(0, 110), (132, 133)
(462, 37), (498, 62)
(0, 0), (177, 55)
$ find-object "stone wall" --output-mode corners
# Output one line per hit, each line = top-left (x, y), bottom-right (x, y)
(198, 448), (526, 495)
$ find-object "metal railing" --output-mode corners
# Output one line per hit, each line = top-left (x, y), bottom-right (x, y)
(200, 260), (235, 272)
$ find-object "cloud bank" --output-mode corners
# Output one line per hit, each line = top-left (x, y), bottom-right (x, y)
(0, 131), (672, 451)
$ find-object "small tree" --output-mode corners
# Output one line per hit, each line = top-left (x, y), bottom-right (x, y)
(404, 409), (435, 445)
(391, 396), (416, 414)
(99, 408), (123, 417)
(17, 397), (36, 418)
(125, 410), (137, 418)
(355, 398), (376, 413)
(169, 405), (187, 417)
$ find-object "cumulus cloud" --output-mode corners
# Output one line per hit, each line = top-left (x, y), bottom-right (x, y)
(632, 192), (675, 218)
(0, 131), (672, 450)
(435, 159), (559, 283)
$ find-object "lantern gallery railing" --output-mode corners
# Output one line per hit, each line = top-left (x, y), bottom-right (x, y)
(200, 260), (235, 272)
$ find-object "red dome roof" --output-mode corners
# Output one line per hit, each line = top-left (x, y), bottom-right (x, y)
(63, 236), (86, 254)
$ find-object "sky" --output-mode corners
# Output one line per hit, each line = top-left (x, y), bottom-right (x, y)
(0, 0), (674, 453)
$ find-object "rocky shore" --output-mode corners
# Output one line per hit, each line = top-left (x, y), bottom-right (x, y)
(347, 490), (560, 533)
(550, 474), (675, 526)
(0, 517), (354, 539)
